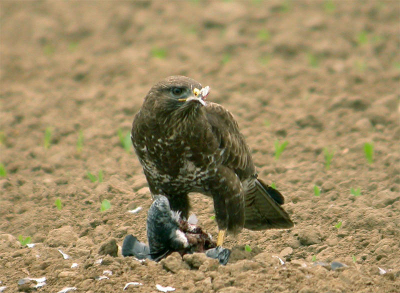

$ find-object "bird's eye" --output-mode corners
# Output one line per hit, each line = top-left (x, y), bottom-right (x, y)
(171, 87), (183, 96)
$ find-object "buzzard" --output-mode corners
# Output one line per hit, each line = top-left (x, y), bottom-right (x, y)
(131, 76), (293, 246)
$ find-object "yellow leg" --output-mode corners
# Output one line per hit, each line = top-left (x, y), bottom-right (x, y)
(216, 229), (226, 247)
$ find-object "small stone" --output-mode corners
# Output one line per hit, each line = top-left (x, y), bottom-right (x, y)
(322, 181), (335, 192)
(279, 247), (293, 257)
(58, 271), (77, 278)
(98, 239), (118, 257)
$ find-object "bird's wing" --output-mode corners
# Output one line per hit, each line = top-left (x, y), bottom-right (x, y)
(204, 102), (256, 180)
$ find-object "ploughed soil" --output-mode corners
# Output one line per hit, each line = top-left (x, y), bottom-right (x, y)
(1, 1), (399, 292)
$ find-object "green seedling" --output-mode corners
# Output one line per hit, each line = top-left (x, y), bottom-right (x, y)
(257, 29), (271, 42)
(0, 163), (6, 177)
(44, 127), (52, 149)
(222, 53), (231, 65)
(86, 170), (104, 183)
(245, 244), (252, 252)
(151, 47), (167, 59)
(323, 0), (336, 13)
(312, 255), (317, 262)
(357, 31), (369, 46)
(259, 54), (271, 66)
(364, 142), (374, 164)
(118, 129), (132, 153)
(350, 188), (361, 196)
(77, 130), (84, 152)
(270, 182), (276, 189)
(274, 140), (288, 160)
(210, 215), (215, 220)
(355, 60), (367, 72)
(18, 235), (31, 246)
(68, 42), (79, 52)
(314, 185), (321, 196)
(87, 171), (97, 182)
(307, 52), (319, 68)
(324, 148), (334, 170)
(280, 0), (291, 12)
(0, 131), (5, 144)
(100, 199), (111, 212)
(43, 44), (55, 56)
(98, 170), (103, 183)
(352, 255), (356, 263)
(55, 198), (62, 211)
(334, 221), (342, 230)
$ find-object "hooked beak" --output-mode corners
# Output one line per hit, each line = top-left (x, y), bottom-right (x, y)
(179, 86), (210, 106)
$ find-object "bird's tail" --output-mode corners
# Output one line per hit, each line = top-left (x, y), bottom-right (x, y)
(244, 178), (294, 230)
(122, 234), (151, 259)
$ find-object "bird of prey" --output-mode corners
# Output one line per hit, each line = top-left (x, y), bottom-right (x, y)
(131, 75), (294, 246)
(122, 195), (231, 264)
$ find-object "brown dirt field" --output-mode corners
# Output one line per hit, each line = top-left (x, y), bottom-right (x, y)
(1, 1), (399, 292)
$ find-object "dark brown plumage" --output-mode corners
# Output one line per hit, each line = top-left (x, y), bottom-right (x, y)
(131, 76), (293, 237)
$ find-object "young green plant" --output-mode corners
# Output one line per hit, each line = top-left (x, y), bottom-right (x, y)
(245, 244), (252, 252)
(76, 130), (84, 153)
(118, 129), (132, 153)
(151, 47), (167, 59)
(314, 185), (321, 196)
(334, 221), (342, 230)
(364, 142), (374, 164)
(312, 255), (317, 262)
(100, 199), (111, 212)
(55, 198), (62, 211)
(350, 188), (361, 196)
(324, 147), (334, 170)
(87, 170), (104, 183)
(18, 235), (31, 246)
(0, 163), (6, 177)
(274, 140), (288, 160)
(44, 127), (52, 149)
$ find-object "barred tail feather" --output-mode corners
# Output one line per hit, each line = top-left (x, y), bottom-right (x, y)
(244, 179), (294, 230)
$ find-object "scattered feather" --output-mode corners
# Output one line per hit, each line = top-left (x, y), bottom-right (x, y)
(58, 249), (70, 260)
(188, 214), (198, 225)
(58, 287), (77, 293)
(123, 282), (143, 290)
(156, 284), (176, 292)
(95, 276), (109, 281)
(27, 243), (35, 248)
(71, 263), (78, 268)
(103, 270), (112, 276)
(128, 207), (143, 214)
(0, 286), (6, 292)
(331, 261), (348, 270)
(18, 277), (46, 288)
(378, 267), (387, 275)
(273, 255), (285, 265)
(94, 258), (103, 265)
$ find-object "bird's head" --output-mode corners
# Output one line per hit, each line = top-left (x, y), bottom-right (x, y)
(144, 76), (210, 115)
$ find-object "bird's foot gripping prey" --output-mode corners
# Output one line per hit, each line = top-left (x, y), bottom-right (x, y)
(131, 75), (294, 247)
(122, 195), (231, 265)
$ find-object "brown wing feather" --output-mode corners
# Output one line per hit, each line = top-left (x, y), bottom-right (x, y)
(204, 102), (255, 180)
